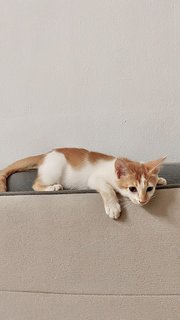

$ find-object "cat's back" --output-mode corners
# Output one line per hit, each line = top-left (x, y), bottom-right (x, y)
(55, 148), (115, 189)
(55, 147), (114, 167)
(39, 148), (115, 189)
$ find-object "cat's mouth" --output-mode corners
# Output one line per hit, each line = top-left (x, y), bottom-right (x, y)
(139, 201), (148, 206)
(131, 199), (149, 206)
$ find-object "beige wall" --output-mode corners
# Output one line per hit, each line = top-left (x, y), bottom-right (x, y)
(0, 0), (179, 167)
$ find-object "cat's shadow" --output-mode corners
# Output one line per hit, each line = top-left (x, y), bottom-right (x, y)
(116, 188), (177, 225)
(115, 195), (130, 223)
(118, 208), (128, 223)
(144, 188), (177, 224)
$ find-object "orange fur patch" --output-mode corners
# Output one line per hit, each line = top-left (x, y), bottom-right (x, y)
(1, 154), (44, 178)
(116, 158), (158, 189)
(116, 159), (148, 182)
(117, 175), (138, 189)
(32, 177), (48, 191)
(145, 157), (166, 174)
(0, 154), (44, 192)
(148, 175), (158, 185)
(55, 148), (88, 168)
(55, 148), (114, 168)
(0, 175), (7, 192)
(88, 151), (114, 163)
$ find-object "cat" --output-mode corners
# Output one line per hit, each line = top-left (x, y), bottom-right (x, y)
(0, 148), (167, 219)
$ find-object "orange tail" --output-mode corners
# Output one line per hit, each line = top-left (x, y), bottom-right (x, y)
(0, 154), (44, 192)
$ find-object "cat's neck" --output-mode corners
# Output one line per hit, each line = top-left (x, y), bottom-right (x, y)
(96, 158), (118, 189)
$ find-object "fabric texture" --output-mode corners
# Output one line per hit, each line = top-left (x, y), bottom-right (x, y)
(0, 189), (180, 319)
(0, 292), (179, 320)
(0, 164), (180, 319)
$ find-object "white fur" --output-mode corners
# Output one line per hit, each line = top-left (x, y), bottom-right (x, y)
(38, 151), (161, 218)
(157, 177), (167, 185)
(88, 160), (117, 190)
(39, 151), (116, 190)
(38, 151), (66, 185)
(38, 151), (121, 219)
(45, 184), (63, 191)
(104, 200), (121, 219)
(140, 175), (146, 189)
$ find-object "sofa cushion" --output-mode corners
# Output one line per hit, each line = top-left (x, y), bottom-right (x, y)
(0, 189), (180, 295)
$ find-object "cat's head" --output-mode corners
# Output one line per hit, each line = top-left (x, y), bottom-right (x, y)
(115, 157), (166, 205)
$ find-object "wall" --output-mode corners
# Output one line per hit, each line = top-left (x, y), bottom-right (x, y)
(0, 0), (179, 167)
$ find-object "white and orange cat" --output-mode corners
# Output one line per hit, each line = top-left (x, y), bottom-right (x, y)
(0, 148), (167, 219)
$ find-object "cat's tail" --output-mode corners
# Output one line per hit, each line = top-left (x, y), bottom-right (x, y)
(0, 154), (44, 192)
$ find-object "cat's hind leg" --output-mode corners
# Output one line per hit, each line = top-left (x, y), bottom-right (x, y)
(32, 177), (63, 191)
(157, 177), (167, 185)
(33, 151), (65, 191)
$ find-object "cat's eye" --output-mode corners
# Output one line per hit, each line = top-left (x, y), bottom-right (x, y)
(147, 186), (153, 192)
(129, 186), (137, 193)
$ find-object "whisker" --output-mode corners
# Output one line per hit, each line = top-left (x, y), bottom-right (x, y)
(121, 202), (134, 210)
(151, 194), (157, 199)
(120, 198), (131, 203)
(148, 194), (157, 203)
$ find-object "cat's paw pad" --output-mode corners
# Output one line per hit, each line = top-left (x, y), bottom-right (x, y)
(105, 202), (121, 219)
(46, 184), (63, 191)
(157, 177), (167, 185)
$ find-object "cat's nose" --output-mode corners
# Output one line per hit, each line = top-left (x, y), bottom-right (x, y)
(139, 200), (146, 205)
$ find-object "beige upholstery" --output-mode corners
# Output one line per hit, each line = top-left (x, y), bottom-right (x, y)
(0, 292), (179, 320)
(0, 189), (180, 319)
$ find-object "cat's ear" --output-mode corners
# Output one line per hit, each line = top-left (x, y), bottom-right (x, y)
(115, 159), (130, 179)
(145, 156), (167, 174)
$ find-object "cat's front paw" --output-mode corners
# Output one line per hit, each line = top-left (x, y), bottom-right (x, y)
(157, 177), (167, 185)
(105, 202), (121, 219)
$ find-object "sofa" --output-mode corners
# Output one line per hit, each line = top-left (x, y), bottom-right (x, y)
(0, 164), (179, 320)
